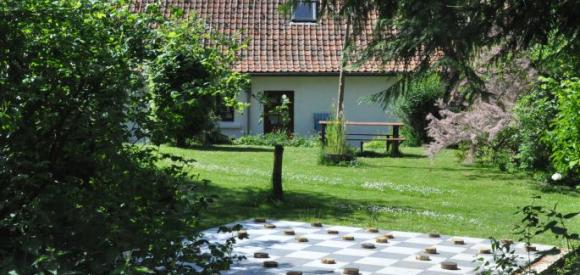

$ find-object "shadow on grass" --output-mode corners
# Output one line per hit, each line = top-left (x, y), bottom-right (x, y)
(197, 183), (445, 231)
(399, 152), (428, 159)
(356, 150), (426, 159)
(379, 164), (482, 173)
(533, 184), (580, 197)
(186, 145), (274, 153)
(461, 171), (532, 182)
(197, 184), (384, 230)
(357, 151), (389, 158)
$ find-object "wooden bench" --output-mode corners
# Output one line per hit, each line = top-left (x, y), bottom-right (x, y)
(319, 121), (406, 157)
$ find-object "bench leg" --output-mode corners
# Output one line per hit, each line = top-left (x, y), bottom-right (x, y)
(391, 125), (401, 157)
(390, 141), (400, 157)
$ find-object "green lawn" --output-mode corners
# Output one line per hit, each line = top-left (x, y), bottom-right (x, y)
(160, 145), (579, 246)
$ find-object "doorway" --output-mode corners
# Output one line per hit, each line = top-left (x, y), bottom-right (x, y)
(263, 91), (294, 134)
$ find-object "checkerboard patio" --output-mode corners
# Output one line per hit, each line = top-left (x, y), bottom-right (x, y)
(203, 220), (554, 275)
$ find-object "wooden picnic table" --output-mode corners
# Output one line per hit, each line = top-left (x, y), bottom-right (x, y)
(319, 121), (405, 157)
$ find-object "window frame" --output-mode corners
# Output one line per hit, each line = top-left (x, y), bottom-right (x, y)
(291, 0), (317, 23)
(217, 99), (235, 122)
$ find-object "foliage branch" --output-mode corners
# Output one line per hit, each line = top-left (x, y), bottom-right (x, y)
(0, 0), (247, 273)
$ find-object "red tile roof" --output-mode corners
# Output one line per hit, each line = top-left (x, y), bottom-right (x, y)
(131, 0), (410, 74)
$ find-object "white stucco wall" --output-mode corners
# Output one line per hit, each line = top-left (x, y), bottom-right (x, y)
(219, 75), (398, 137)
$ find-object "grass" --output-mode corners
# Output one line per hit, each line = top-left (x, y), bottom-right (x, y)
(159, 145), (579, 247)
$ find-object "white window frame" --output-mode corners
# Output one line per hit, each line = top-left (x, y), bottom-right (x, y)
(291, 0), (317, 23)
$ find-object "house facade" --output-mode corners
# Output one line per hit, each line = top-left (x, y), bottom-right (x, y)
(132, 0), (407, 137)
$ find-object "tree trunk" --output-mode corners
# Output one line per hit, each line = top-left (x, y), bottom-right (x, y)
(272, 145), (284, 200)
(175, 135), (187, 148)
(336, 17), (351, 119)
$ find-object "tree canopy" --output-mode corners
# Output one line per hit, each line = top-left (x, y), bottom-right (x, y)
(0, 0), (246, 273)
(319, 0), (579, 101)
(316, 0), (579, 178)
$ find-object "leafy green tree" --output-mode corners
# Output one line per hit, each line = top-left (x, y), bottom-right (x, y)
(386, 73), (444, 146)
(512, 88), (556, 171)
(542, 77), (580, 177)
(320, 0), (580, 101)
(318, 1), (579, 180)
(146, 14), (249, 147)
(0, 0), (244, 273)
(510, 35), (579, 179)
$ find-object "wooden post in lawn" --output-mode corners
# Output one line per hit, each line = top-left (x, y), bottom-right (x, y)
(272, 144), (284, 200)
(391, 125), (401, 157)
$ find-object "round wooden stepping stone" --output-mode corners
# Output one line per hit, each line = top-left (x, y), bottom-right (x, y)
(343, 267), (360, 275)
(367, 227), (379, 233)
(287, 271), (302, 275)
(327, 229), (339, 235)
(254, 252), (269, 258)
(383, 233), (394, 239)
(376, 236), (389, 243)
(479, 247), (492, 254)
(321, 258), (336, 264)
(424, 246), (437, 254)
(501, 239), (514, 246)
(429, 232), (440, 238)
(263, 261), (278, 268)
(254, 218), (266, 223)
(452, 238), (465, 245)
(441, 261), (458, 270)
(264, 223), (276, 229)
(361, 243), (376, 249)
(237, 230), (249, 238)
(311, 222), (323, 227)
(284, 229), (295, 235)
(416, 254), (431, 261)
(342, 235), (355, 241)
(526, 245), (537, 252)
(296, 236), (308, 242)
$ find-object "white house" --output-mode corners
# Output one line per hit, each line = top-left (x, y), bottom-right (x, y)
(132, 0), (408, 137)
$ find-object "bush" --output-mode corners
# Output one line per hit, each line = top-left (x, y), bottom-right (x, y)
(544, 77), (580, 178)
(393, 73), (444, 146)
(146, 10), (249, 147)
(512, 87), (557, 171)
(0, 1), (239, 273)
(319, 118), (356, 165)
(232, 132), (319, 147)
(364, 138), (387, 150)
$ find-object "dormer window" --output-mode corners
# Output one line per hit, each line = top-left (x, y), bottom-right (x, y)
(292, 0), (317, 23)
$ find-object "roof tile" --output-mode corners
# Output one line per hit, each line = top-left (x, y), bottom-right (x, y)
(132, 0), (412, 74)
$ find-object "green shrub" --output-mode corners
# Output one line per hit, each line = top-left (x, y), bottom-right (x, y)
(233, 132), (319, 147)
(319, 118), (356, 165)
(146, 8), (249, 147)
(512, 87), (556, 172)
(364, 138), (387, 150)
(474, 127), (520, 172)
(543, 76), (580, 178)
(324, 119), (350, 155)
(466, 35), (579, 183)
(393, 73), (445, 146)
(0, 1), (240, 273)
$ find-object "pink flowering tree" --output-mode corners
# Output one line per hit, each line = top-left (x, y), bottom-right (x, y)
(426, 54), (538, 161)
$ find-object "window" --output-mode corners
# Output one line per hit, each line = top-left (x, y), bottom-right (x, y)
(217, 99), (235, 122)
(292, 0), (317, 23)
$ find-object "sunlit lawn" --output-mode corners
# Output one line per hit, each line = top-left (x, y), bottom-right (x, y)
(160, 145), (579, 246)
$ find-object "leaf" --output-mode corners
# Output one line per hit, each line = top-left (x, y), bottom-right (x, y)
(550, 226), (568, 235)
(134, 267), (155, 274)
(167, 31), (178, 39)
(563, 212), (580, 219)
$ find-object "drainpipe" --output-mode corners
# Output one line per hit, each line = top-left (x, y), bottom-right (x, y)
(245, 89), (251, 135)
